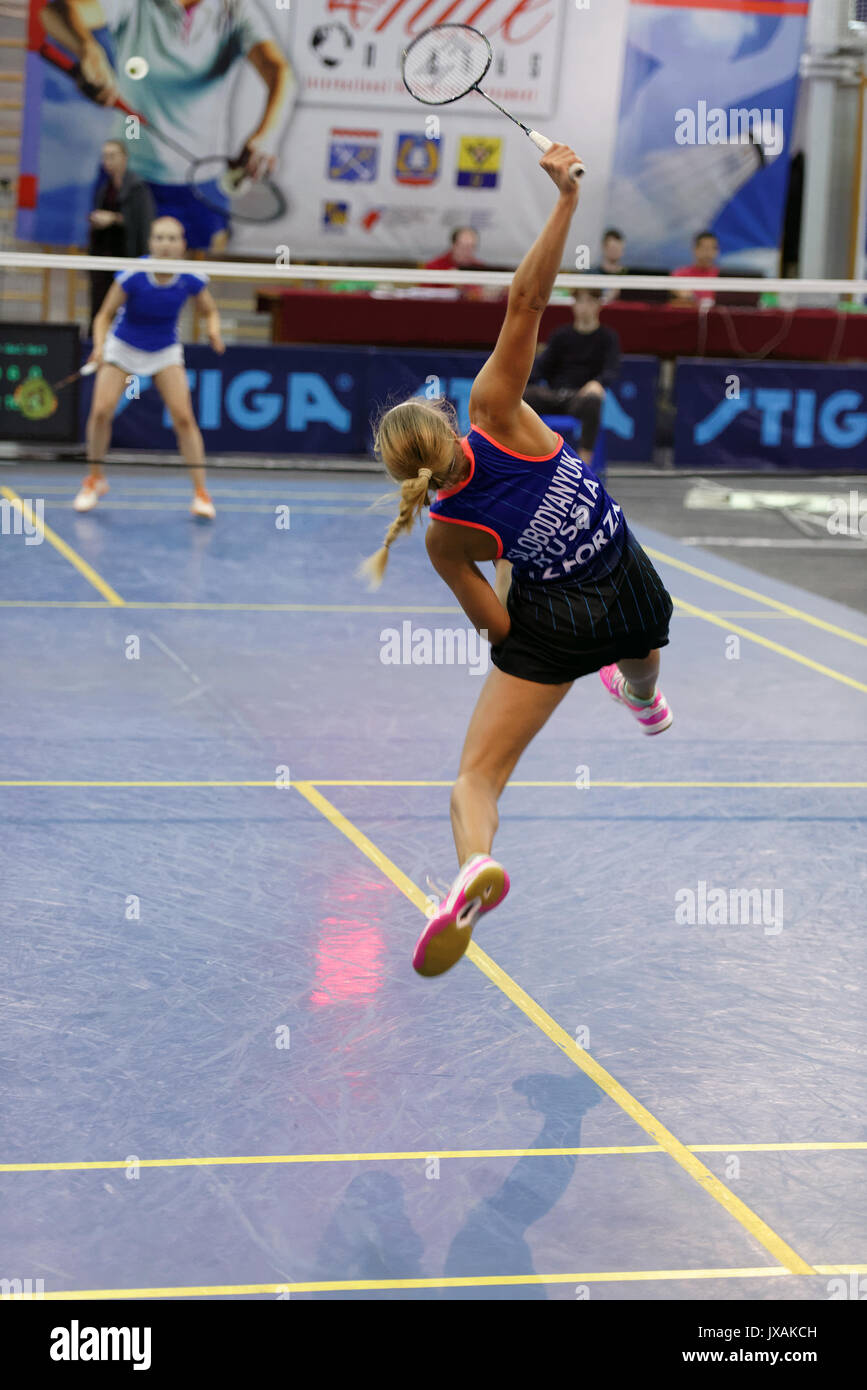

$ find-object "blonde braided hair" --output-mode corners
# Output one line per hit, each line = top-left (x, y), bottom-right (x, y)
(359, 396), (461, 587)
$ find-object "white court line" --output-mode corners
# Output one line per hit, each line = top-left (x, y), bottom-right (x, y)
(678, 537), (867, 549)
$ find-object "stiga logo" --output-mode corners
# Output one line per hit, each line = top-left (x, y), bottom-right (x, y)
(694, 385), (867, 450)
(114, 370), (355, 434)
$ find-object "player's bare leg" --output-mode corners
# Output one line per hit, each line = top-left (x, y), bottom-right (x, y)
(154, 364), (215, 517)
(75, 364), (127, 510)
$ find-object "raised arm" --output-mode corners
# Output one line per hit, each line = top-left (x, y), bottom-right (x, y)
(39, 1), (119, 105)
(469, 146), (581, 432)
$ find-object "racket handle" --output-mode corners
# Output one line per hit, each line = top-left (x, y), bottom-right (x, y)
(39, 41), (140, 118)
(528, 129), (584, 181)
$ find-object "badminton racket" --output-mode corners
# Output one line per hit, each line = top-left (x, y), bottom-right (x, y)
(40, 41), (287, 224)
(402, 24), (583, 182)
(12, 361), (97, 421)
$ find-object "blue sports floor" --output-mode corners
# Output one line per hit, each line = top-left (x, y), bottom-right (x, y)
(1, 467), (865, 1301)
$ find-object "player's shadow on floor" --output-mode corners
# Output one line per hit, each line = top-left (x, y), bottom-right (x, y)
(312, 1169), (425, 1293)
(310, 1071), (601, 1299)
(440, 1071), (603, 1299)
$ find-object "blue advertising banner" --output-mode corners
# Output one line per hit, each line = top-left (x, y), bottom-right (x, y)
(607, 1), (809, 273)
(78, 344), (659, 463)
(366, 350), (658, 463)
(674, 359), (867, 470)
(79, 345), (367, 455)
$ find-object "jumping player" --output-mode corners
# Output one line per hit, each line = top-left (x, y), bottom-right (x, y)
(362, 145), (675, 979)
(76, 216), (224, 518)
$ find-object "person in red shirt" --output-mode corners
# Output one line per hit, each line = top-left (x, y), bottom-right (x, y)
(424, 226), (487, 272)
(671, 230), (720, 305)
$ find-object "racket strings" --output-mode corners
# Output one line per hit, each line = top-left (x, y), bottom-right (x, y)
(402, 26), (490, 104)
(13, 378), (58, 420)
(188, 157), (286, 223)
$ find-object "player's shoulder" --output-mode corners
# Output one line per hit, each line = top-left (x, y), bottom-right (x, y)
(182, 270), (209, 290)
(114, 266), (144, 288)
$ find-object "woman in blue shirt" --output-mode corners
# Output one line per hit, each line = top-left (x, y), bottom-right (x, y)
(77, 216), (224, 518)
(362, 145), (675, 979)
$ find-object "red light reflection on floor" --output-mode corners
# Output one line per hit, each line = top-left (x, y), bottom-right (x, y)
(310, 881), (388, 1006)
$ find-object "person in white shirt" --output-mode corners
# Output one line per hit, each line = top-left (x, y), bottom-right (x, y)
(40, 0), (295, 251)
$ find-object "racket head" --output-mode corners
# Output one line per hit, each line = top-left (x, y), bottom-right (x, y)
(187, 158), (288, 224)
(402, 23), (492, 105)
(13, 377), (58, 421)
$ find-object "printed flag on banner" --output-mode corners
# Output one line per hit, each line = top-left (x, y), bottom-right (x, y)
(605, 0), (810, 272)
(456, 137), (503, 189)
(394, 133), (441, 187)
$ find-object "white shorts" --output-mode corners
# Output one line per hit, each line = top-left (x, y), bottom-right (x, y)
(103, 333), (184, 377)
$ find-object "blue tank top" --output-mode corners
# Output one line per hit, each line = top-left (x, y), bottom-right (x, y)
(111, 262), (208, 352)
(429, 425), (626, 583)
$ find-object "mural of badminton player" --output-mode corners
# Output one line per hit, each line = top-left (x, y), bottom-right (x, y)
(39, 0), (296, 252)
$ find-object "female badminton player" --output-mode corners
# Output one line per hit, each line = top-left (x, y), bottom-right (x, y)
(76, 216), (224, 518)
(362, 144), (675, 979)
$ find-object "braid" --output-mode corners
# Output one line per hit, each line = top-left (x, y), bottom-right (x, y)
(358, 395), (460, 588)
(358, 468), (435, 588)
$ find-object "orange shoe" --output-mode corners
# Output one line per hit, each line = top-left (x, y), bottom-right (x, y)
(73, 475), (109, 512)
(191, 487), (216, 520)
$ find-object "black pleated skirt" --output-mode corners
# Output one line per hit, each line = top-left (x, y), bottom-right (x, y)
(491, 527), (674, 685)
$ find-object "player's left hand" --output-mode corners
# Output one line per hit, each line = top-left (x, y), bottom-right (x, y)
(238, 136), (276, 181)
(209, 335), (226, 356)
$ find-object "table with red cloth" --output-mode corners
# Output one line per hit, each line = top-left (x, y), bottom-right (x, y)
(256, 288), (867, 362)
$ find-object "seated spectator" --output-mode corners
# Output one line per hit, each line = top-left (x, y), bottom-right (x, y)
(591, 227), (627, 302)
(595, 228), (627, 275)
(523, 287), (620, 465)
(424, 226), (487, 271)
(88, 139), (156, 333)
(671, 231), (720, 305)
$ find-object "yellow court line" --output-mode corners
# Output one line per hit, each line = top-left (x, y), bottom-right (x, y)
(0, 780), (279, 788)
(647, 546), (867, 649)
(1, 779), (865, 789)
(24, 1269), (801, 1298)
(304, 779), (867, 789)
(49, 503), (368, 514)
(2, 1140), (864, 1175)
(26, 1266), (867, 1298)
(0, 486), (124, 606)
(673, 598), (867, 694)
(0, 599), (464, 613)
(292, 781), (814, 1277)
(0, 600), (829, 617)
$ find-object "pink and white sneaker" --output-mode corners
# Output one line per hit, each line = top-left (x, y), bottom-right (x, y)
(413, 854), (510, 978)
(73, 474), (109, 512)
(599, 663), (673, 735)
